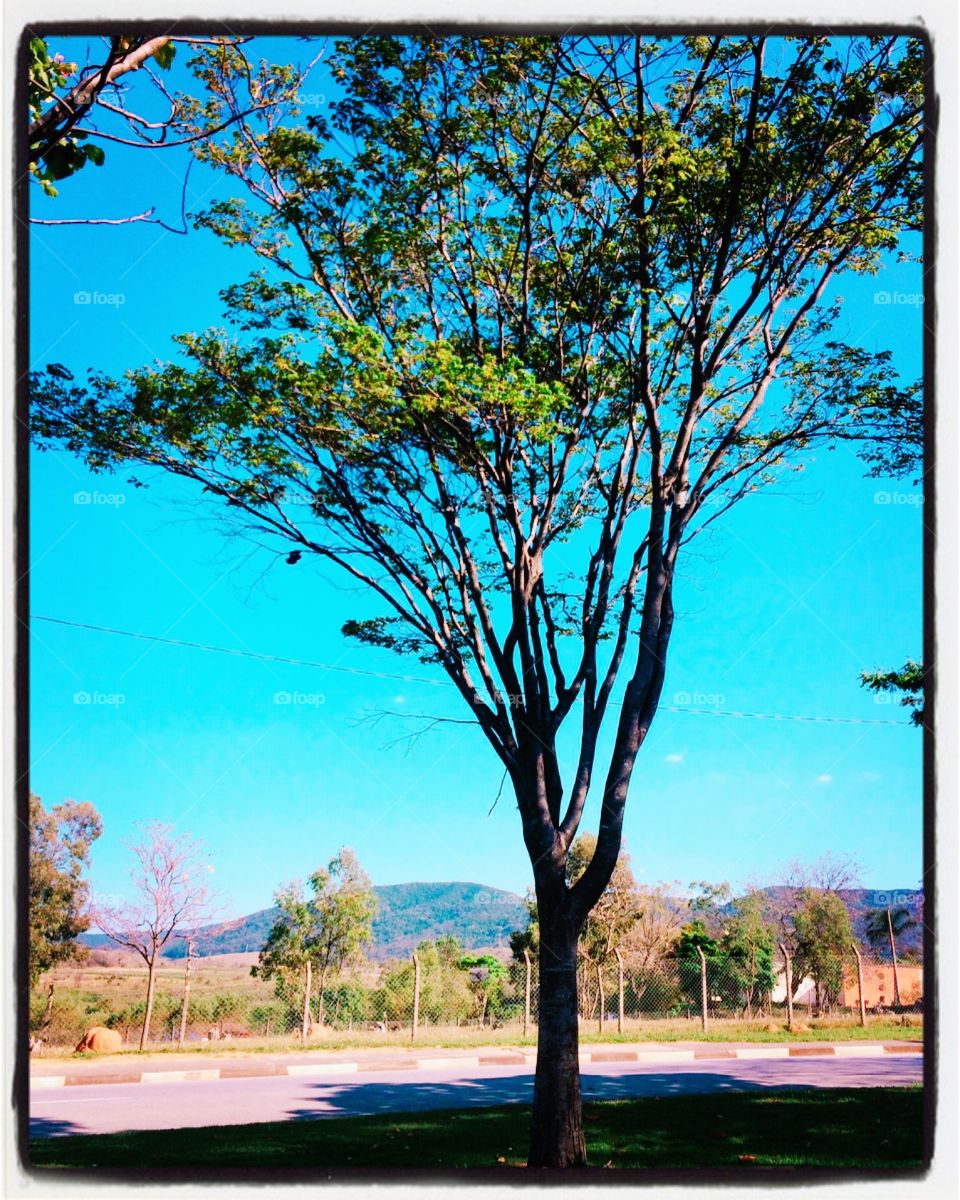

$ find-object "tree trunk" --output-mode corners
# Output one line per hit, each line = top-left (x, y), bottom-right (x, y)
(528, 914), (585, 1168)
(140, 957), (157, 1051)
(887, 909), (901, 1006)
(302, 959), (312, 1040)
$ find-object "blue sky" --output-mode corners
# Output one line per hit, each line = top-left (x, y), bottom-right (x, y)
(28, 36), (925, 919)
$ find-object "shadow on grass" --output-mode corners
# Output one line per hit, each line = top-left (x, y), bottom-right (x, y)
(27, 1081), (924, 1174)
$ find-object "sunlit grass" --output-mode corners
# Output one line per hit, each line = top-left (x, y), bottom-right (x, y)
(30, 1087), (924, 1171)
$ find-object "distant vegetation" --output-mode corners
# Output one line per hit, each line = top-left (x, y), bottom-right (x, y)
(81, 881), (529, 960)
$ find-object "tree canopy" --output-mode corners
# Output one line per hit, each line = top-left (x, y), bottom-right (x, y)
(28, 793), (102, 984)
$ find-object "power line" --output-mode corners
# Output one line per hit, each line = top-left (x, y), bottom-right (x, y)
(31, 614), (448, 688)
(30, 614), (914, 726)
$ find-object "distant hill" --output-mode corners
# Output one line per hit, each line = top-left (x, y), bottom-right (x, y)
(81, 881), (528, 962)
(81, 880), (922, 962)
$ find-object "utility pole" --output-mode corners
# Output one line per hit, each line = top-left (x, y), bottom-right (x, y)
(887, 909), (902, 1006)
(178, 939), (195, 1048)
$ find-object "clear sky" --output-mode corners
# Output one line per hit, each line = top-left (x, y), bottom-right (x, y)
(28, 36), (925, 920)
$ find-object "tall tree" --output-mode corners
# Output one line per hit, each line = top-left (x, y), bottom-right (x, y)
(28, 793), (102, 985)
(93, 821), (215, 1050)
(31, 34), (923, 1165)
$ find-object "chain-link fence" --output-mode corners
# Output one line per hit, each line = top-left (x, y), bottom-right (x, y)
(29, 943), (923, 1050)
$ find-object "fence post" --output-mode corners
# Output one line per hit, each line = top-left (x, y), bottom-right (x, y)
(302, 959), (312, 1041)
(852, 943), (867, 1027)
(596, 963), (604, 1034)
(780, 943), (794, 1031)
(697, 946), (708, 1032)
(411, 952), (421, 1041)
(615, 948), (625, 1035)
(523, 948), (532, 1037)
(177, 939), (194, 1049)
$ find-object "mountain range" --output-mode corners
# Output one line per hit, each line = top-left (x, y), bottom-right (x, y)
(82, 881), (529, 961)
(80, 881), (923, 962)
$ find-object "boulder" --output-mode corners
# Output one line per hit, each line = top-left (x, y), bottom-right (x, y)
(75, 1026), (122, 1054)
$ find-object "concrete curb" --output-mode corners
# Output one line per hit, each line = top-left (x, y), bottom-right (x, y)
(31, 1042), (920, 1090)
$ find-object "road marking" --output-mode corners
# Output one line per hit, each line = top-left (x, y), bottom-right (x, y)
(141, 1069), (221, 1083)
(734, 1047), (790, 1059)
(31, 1077), (66, 1089)
(834, 1044), (889, 1057)
(420, 1057), (481, 1069)
(287, 1063), (359, 1076)
(632, 1050), (697, 1064)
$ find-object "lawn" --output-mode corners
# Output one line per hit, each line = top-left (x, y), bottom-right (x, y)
(30, 1087), (924, 1172)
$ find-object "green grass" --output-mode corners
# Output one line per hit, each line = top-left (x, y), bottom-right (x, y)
(30, 1087), (923, 1171)
(34, 1016), (923, 1061)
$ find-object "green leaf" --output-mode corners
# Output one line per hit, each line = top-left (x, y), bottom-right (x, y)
(153, 41), (176, 70)
(84, 144), (106, 166)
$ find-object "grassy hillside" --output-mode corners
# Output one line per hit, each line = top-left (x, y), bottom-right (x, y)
(82, 881), (527, 961)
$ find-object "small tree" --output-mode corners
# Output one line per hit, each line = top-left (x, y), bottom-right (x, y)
(93, 821), (215, 1050)
(792, 890), (856, 1014)
(254, 848), (377, 1035)
(720, 891), (777, 1016)
(253, 880), (320, 1040)
(457, 954), (508, 1027)
(308, 849), (378, 1027)
(28, 793), (102, 985)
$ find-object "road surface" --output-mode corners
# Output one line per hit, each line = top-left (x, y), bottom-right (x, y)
(30, 1054), (922, 1139)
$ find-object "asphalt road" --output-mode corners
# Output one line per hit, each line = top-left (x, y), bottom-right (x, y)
(30, 1054), (922, 1140)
